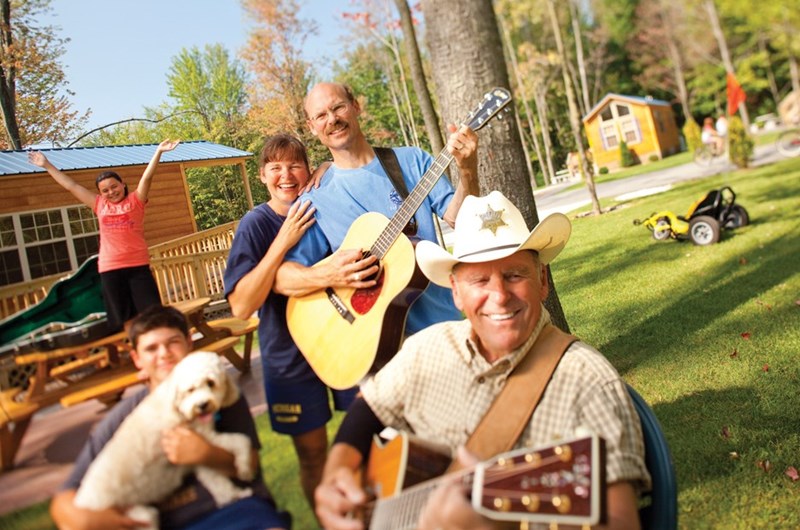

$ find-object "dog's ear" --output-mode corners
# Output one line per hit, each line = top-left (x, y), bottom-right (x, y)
(221, 371), (241, 407)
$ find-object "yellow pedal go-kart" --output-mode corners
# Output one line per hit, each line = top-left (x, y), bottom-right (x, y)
(633, 186), (749, 245)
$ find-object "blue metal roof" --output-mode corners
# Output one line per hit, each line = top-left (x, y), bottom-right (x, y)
(583, 93), (672, 122)
(0, 141), (252, 177)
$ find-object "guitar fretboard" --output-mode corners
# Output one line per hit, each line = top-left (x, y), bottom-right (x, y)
(371, 150), (455, 260)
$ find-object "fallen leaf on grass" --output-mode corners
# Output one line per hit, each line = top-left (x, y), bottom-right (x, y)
(795, 300), (800, 307)
(758, 460), (772, 473)
(721, 426), (731, 439)
(755, 299), (772, 311)
(762, 363), (769, 372)
(739, 257), (748, 265)
(741, 331), (751, 340)
(786, 467), (799, 482)
(729, 452), (739, 460)
(730, 348), (739, 359)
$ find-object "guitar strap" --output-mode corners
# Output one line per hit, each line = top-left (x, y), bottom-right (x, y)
(448, 323), (578, 472)
(374, 147), (418, 236)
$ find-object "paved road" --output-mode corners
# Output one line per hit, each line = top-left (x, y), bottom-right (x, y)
(534, 142), (784, 218)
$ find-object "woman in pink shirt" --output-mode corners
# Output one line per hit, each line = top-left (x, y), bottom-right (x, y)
(28, 140), (179, 331)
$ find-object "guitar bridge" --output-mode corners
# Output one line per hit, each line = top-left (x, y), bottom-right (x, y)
(326, 288), (355, 323)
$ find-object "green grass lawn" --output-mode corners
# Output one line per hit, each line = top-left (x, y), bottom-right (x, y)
(2, 157), (798, 530)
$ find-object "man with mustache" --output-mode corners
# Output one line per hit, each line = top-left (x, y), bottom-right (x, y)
(274, 82), (479, 337)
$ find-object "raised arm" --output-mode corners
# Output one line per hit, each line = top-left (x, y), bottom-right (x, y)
(28, 151), (96, 208)
(136, 139), (180, 201)
(228, 200), (317, 318)
(442, 124), (480, 228)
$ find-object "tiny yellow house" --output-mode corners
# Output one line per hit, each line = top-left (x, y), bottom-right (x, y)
(583, 94), (681, 171)
(0, 141), (252, 287)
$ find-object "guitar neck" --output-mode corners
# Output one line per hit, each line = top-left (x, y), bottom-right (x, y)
(372, 149), (454, 260)
(367, 472), (471, 530)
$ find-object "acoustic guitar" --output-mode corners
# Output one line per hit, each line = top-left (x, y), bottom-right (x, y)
(286, 87), (512, 390)
(362, 431), (606, 529)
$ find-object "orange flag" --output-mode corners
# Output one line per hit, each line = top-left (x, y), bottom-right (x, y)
(727, 72), (746, 116)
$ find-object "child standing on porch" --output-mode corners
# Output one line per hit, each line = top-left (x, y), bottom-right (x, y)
(28, 139), (179, 332)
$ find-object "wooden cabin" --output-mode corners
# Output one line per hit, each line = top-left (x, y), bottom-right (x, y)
(0, 141), (252, 287)
(583, 94), (681, 171)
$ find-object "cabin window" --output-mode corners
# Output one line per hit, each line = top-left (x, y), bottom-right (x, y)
(0, 206), (99, 286)
(597, 101), (642, 151)
(601, 123), (619, 148)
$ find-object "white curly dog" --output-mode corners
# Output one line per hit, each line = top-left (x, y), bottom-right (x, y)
(73, 351), (255, 529)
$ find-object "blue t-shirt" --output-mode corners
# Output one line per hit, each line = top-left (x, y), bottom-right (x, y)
(224, 204), (316, 382)
(285, 146), (462, 333)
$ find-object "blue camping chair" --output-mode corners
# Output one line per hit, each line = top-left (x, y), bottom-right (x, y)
(627, 385), (678, 530)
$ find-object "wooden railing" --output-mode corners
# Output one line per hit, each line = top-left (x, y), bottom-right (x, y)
(0, 276), (57, 320)
(0, 221), (240, 320)
(150, 250), (229, 305)
(149, 221), (238, 257)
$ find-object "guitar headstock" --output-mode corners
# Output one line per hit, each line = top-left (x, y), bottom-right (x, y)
(463, 87), (512, 131)
(472, 434), (606, 526)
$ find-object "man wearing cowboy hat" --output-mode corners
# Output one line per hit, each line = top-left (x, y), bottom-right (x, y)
(314, 191), (650, 530)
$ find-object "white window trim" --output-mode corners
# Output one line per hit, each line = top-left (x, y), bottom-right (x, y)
(3, 205), (99, 283)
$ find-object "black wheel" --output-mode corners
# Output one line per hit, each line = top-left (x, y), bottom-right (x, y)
(694, 146), (712, 166)
(652, 219), (671, 240)
(689, 215), (720, 245)
(776, 129), (800, 158)
(725, 204), (750, 229)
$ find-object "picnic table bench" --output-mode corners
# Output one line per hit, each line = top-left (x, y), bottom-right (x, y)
(0, 299), (258, 471)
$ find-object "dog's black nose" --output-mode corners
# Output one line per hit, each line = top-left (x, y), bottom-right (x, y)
(196, 401), (210, 413)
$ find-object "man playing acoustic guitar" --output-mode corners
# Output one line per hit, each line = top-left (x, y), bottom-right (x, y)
(314, 192), (651, 530)
(273, 82), (479, 348)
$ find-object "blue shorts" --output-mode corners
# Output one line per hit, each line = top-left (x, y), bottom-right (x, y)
(180, 496), (290, 529)
(265, 376), (358, 436)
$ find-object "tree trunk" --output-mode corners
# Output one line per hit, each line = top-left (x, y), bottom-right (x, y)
(704, 0), (750, 128)
(498, 13), (546, 189)
(0, 0), (21, 149)
(546, 0), (601, 215)
(535, 87), (557, 185)
(568, 0), (591, 113)
(756, 33), (780, 109)
(392, 0), (444, 154)
(420, 0), (569, 331)
(658, 0), (692, 123)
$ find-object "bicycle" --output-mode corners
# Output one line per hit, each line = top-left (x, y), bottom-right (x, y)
(776, 128), (800, 157)
(693, 143), (725, 166)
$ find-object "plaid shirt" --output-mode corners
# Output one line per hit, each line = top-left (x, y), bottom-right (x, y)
(361, 308), (651, 491)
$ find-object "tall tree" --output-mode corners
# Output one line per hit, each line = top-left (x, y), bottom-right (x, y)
(241, 0), (317, 151)
(547, 0), (601, 215)
(703, 0), (750, 128)
(0, 0), (87, 148)
(420, 0), (569, 330)
(392, 0), (444, 154)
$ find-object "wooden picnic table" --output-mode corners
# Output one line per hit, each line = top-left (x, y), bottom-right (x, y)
(0, 297), (258, 471)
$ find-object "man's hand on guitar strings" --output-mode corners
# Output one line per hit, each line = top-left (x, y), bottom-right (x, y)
(315, 467), (367, 530)
(327, 249), (379, 288)
(445, 123), (478, 166)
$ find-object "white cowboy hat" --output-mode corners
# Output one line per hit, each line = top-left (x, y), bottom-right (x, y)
(416, 191), (571, 287)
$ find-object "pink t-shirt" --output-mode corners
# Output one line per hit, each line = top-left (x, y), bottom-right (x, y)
(94, 193), (150, 272)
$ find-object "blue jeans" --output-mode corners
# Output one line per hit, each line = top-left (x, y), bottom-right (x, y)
(180, 496), (291, 530)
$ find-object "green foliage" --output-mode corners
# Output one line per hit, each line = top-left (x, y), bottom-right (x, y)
(648, 154), (659, 162)
(619, 140), (637, 167)
(683, 118), (703, 154)
(728, 115), (754, 168)
(599, 166), (609, 175)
